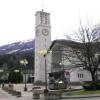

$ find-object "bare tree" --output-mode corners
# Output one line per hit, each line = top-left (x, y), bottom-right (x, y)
(65, 24), (100, 85)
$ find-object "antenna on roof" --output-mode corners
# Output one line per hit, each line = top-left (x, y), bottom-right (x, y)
(41, 0), (45, 11)
(42, 9), (44, 12)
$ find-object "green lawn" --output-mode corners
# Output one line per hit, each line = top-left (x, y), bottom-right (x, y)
(63, 90), (100, 96)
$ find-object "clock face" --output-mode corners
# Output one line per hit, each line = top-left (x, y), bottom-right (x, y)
(42, 29), (49, 36)
(36, 29), (39, 36)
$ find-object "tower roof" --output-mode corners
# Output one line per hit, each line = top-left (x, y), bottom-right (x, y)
(35, 10), (50, 15)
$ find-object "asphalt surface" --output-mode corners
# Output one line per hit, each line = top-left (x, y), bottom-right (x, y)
(0, 88), (17, 100)
(0, 88), (33, 100)
(0, 87), (100, 100)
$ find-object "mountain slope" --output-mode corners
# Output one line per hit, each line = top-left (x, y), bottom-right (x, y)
(0, 39), (35, 55)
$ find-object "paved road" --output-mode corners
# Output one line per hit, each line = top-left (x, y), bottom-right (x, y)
(0, 89), (33, 100)
(0, 88), (100, 100)
(0, 89), (17, 100)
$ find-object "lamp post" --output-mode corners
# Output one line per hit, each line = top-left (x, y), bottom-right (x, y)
(20, 59), (28, 91)
(59, 54), (65, 82)
(0, 69), (4, 88)
(44, 53), (48, 92)
(38, 50), (48, 93)
(59, 61), (64, 83)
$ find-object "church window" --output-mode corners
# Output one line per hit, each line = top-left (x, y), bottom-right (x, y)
(78, 73), (83, 78)
(40, 13), (43, 24)
(78, 74), (79, 78)
(45, 14), (48, 24)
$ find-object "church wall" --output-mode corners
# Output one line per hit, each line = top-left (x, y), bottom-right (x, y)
(70, 68), (92, 83)
(49, 40), (94, 83)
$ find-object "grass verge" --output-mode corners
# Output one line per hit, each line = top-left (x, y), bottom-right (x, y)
(63, 90), (100, 96)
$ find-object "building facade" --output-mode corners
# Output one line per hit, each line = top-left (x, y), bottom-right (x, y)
(49, 39), (100, 83)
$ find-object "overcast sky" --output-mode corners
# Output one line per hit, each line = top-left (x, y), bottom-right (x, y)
(0, 0), (100, 46)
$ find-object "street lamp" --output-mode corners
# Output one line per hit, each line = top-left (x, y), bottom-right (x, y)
(14, 69), (19, 73)
(59, 56), (65, 85)
(0, 69), (3, 73)
(20, 59), (28, 91)
(0, 69), (4, 88)
(59, 61), (64, 81)
(44, 53), (48, 92)
(38, 50), (48, 93)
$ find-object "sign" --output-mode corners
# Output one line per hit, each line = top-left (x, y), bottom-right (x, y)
(64, 71), (70, 84)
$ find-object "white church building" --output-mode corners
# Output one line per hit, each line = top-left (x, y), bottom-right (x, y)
(34, 10), (100, 84)
(48, 39), (93, 83)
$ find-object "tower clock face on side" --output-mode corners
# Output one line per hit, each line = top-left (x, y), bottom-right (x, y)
(36, 29), (39, 36)
(42, 29), (49, 36)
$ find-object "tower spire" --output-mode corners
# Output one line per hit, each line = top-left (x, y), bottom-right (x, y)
(41, 0), (45, 11)
(42, 9), (44, 12)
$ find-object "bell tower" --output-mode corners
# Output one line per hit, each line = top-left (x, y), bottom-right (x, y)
(34, 10), (51, 82)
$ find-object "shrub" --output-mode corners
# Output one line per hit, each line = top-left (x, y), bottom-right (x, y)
(83, 82), (100, 90)
(8, 70), (23, 83)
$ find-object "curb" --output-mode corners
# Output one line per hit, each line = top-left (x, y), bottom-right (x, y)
(62, 95), (100, 99)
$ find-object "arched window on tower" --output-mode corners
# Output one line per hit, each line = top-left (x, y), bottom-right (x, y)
(40, 13), (43, 24)
(45, 14), (48, 24)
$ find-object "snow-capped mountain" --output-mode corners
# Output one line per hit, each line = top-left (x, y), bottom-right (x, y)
(0, 39), (34, 55)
